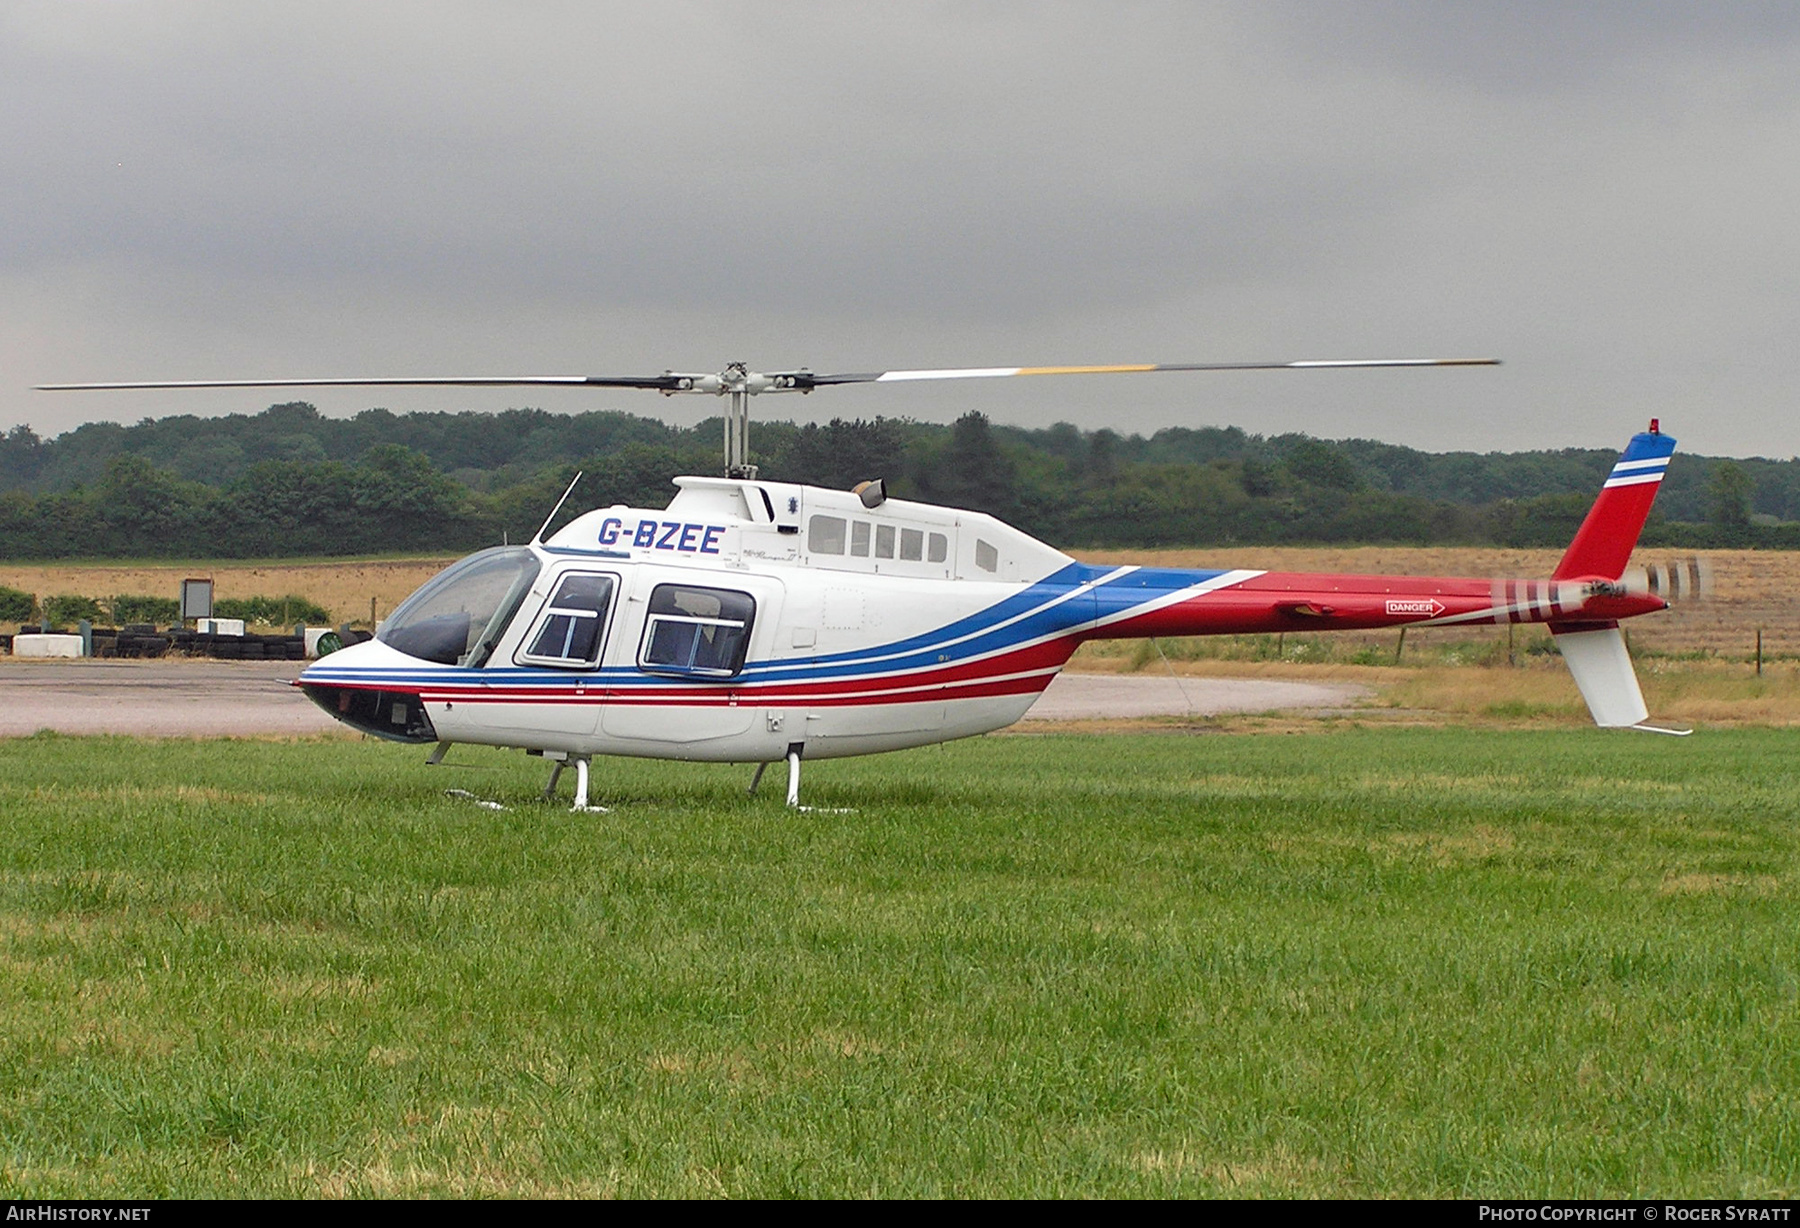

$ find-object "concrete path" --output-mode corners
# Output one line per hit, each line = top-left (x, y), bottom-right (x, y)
(0, 660), (331, 738)
(0, 660), (1368, 738)
(1021, 672), (1368, 721)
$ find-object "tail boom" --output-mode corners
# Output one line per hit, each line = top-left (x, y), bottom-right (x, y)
(1083, 569), (1664, 641)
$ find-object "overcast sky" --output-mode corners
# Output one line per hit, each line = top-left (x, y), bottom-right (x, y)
(3, 1), (1797, 457)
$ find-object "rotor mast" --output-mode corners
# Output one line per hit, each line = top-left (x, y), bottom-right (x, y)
(728, 385), (750, 478)
(657, 362), (812, 479)
(721, 364), (761, 479)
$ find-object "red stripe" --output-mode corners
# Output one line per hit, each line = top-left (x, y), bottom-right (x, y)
(316, 636), (1083, 705)
(409, 672), (1055, 710)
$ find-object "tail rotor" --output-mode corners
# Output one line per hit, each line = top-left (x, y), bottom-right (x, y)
(1624, 556), (1714, 605)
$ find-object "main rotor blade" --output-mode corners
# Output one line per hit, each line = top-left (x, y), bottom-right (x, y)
(797, 357), (1500, 387)
(39, 357), (1500, 394)
(36, 375), (686, 391)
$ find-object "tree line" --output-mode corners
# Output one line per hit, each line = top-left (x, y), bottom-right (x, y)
(0, 403), (1793, 560)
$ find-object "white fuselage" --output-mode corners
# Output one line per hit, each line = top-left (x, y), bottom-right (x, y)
(297, 476), (1114, 761)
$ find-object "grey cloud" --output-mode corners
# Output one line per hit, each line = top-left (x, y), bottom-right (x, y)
(2, 2), (1797, 457)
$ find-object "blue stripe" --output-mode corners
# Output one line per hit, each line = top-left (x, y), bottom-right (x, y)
(301, 562), (1236, 692)
(744, 562), (1105, 678)
(1089, 566), (1234, 622)
(738, 562), (1222, 683)
(1618, 430), (1677, 465)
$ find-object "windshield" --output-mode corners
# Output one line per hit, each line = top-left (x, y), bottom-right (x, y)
(379, 546), (541, 666)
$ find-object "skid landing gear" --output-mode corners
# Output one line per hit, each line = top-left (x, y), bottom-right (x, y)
(745, 744), (807, 806)
(539, 752), (609, 813)
(748, 743), (853, 813)
(747, 744), (805, 806)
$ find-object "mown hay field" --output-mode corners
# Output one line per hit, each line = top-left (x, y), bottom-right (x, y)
(2, 547), (1793, 659)
(0, 558), (457, 628)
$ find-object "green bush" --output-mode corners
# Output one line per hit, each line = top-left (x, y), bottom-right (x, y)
(213, 594), (333, 627)
(42, 594), (106, 628)
(110, 594), (181, 625)
(0, 585), (35, 623)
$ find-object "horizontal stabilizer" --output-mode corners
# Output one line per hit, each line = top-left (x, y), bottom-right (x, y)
(1555, 626), (1649, 728)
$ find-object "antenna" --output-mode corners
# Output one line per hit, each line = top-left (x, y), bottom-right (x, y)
(531, 471), (584, 546)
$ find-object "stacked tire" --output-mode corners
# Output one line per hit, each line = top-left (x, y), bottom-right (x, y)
(116, 624), (172, 659)
(163, 629), (341, 660)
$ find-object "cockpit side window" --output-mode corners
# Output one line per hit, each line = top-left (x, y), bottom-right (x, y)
(639, 583), (756, 678)
(515, 571), (617, 668)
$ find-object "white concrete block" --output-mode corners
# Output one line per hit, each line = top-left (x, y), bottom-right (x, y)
(12, 634), (85, 658)
(198, 618), (245, 636)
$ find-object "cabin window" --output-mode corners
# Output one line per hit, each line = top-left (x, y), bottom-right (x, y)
(517, 572), (615, 667)
(639, 584), (756, 678)
(875, 524), (896, 559)
(928, 532), (948, 563)
(808, 515), (847, 555)
(900, 528), (924, 561)
(850, 520), (871, 557)
(380, 545), (541, 667)
(976, 539), (999, 573)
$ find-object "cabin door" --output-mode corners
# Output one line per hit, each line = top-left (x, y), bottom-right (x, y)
(599, 568), (785, 748)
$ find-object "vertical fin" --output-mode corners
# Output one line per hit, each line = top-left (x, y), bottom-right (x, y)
(1553, 425), (1677, 581)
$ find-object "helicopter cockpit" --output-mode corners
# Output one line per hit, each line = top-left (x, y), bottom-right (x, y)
(295, 546), (541, 742)
(378, 546), (542, 667)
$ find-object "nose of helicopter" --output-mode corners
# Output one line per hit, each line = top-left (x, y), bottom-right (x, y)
(296, 638), (440, 743)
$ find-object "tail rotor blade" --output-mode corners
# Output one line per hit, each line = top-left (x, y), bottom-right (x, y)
(1622, 557), (1713, 604)
(1689, 556), (1715, 601)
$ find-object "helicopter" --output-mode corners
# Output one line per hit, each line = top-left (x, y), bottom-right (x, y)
(40, 358), (1683, 810)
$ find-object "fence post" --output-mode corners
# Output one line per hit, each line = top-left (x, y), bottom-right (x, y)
(1756, 628), (1763, 677)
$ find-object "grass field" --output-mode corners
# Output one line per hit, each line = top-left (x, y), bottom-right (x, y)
(2, 729), (1796, 1197)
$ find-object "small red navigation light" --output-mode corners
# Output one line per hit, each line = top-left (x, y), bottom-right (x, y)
(1649, 418), (1660, 434)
